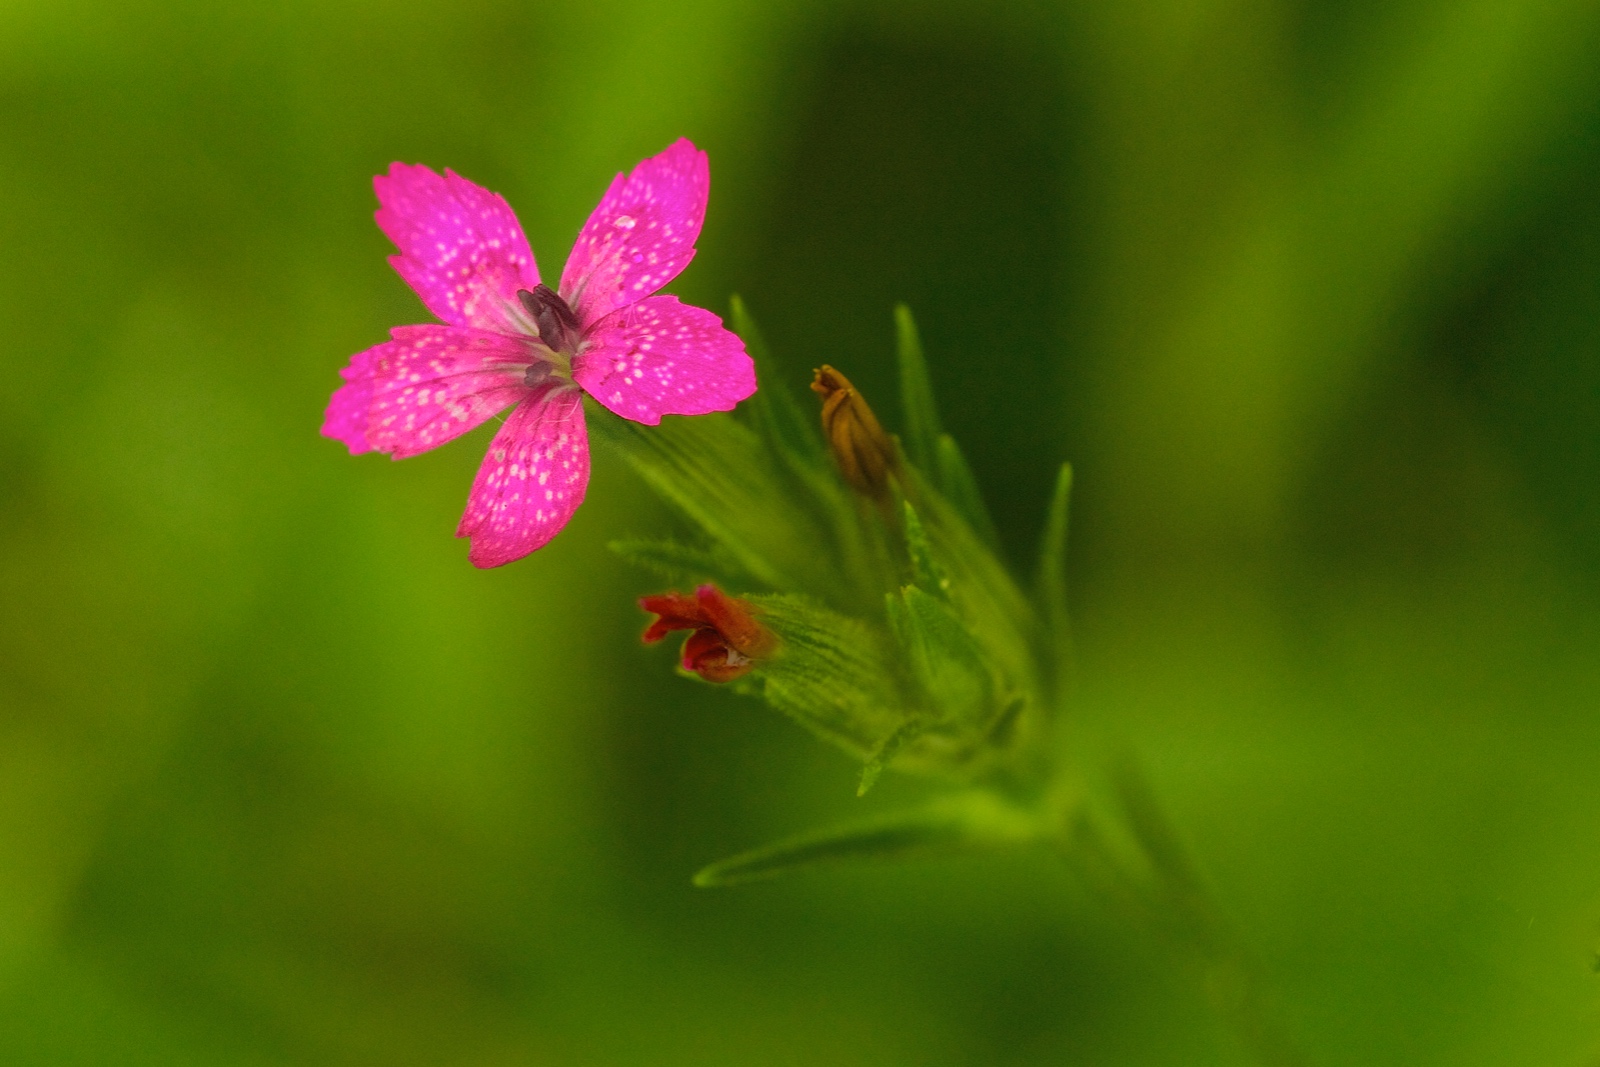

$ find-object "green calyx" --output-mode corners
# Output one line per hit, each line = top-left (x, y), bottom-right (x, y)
(598, 298), (1075, 884)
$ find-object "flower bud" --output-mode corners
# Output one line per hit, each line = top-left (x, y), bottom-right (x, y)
(811, 365), (898, 500)
(639, 585), (777, 683)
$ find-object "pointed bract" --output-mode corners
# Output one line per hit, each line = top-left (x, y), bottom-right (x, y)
(895, 304), (943, 474)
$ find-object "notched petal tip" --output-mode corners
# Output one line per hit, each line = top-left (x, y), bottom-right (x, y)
(321, 373), (377, 455)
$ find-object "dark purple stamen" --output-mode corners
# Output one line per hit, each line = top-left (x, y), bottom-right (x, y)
(518, 284), (581, 354)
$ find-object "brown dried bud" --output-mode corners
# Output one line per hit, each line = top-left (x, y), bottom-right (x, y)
(811, 365), (898, 500)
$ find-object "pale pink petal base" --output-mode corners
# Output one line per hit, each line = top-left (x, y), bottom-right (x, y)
(457, 385), (590, 567)
(575, 296), (755, 424)
(322, 325), (532, 458)
(559, 139), (708, 326)
(376, 164), (541, 333)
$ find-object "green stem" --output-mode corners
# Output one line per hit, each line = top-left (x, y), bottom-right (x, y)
(1054, 767), (1309, 1067)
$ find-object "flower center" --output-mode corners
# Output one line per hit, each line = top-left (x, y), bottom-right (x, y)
(518, 284), (581, 355)
(516, 285), (584, 389)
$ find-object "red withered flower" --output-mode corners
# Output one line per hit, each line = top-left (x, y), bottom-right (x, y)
(639, 585), (777, 683)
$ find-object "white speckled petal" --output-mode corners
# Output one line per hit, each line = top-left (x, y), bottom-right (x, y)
(558, 139), (707, 327)
(457, 385), (589, 567)
(574, 296), (755, 425)
(322, 325), (532, 459)
(375, 164), (541, 332)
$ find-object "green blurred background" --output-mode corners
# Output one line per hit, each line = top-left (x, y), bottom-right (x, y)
(4, 0), (1600, 1062)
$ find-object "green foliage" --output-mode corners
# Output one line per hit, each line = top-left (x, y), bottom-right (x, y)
(886, 584), (993, 728)
(745, 593), (905, 759)
(602, 304), (913, 621)
(730, 295), (825, 474)
(894, 303), (942, 473)
(1035, 462), (1074, 691)
(590, 406), (826, 592)
(612, 302), (1055, 808)
(905, 467), (1040, 704)
(609, 537), (744, 586)
(612, 301), (1054, 804)
(693, 792), (1041, 886)
(933, 433), (1002, 553)
(857, 717), (926, 796)
(894, 305), (1002, 552)
(901, 500), (950, 599)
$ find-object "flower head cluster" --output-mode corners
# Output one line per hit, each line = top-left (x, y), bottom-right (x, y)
(322, 140), (756, 566)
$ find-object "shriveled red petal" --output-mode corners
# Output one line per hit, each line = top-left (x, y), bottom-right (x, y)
(640, 585), (775, 682)
(682, 627), (753, 683)
(638, 590), (708, 643)
(694, 585), (776, 658)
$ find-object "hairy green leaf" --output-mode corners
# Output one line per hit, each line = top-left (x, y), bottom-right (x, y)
(1036, 462), (1074, 690)
(609, 537), (746, 585)
(588, 404), (826, 593)
(895, 304), (943, 474)
(747, 594), (905, 758)
(934, 434), (1002, 553)
(888, 584), (993, 727)
(902, 500), (950, 599)
(858, 717), (926, 796)
(904, 470), (1040, 704)
(693, 792), (1040, 886)
(730, 295), (825, 471)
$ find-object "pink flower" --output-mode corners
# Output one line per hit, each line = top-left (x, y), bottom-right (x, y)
(322, 139), (756, 567)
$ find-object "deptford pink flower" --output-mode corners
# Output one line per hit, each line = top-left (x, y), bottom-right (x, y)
(322, 139), (757, 567)
(639, 585), (777, 683)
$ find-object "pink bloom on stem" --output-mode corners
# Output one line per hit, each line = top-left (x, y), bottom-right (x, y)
(322, 139), (757, 567)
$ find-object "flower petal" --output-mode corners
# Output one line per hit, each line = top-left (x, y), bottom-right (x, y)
(457, 385), (589, 567)
(375, 164), (541, 332)
(639, 590), (707, 642)
(321, 371), (378, 456)
(559, 139), (708, 326)
(322, 325), (532, 459)
(574, 296), (755, 425)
